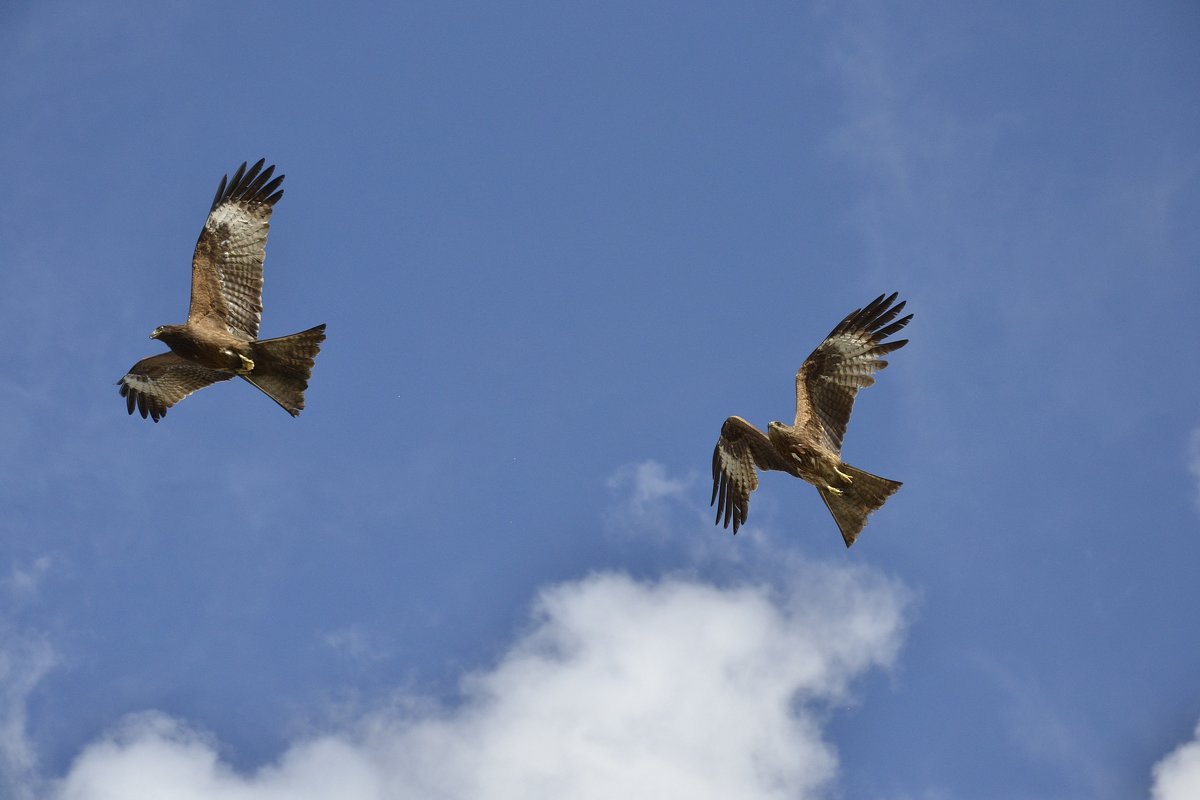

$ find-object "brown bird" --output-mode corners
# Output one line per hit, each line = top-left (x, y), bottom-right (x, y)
(711, 293), (912, 547)
(118, 159), (326, 422)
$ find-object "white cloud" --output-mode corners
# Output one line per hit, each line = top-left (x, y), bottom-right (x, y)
(49, 567), (908, 800)
(52, 711), (382, 800)
(43, 462), (910, 799)
(1151, 720), (1200, 800)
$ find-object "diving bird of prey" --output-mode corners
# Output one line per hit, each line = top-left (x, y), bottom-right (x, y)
(711, 293), (912, 547)
(118, 159), (326, 422)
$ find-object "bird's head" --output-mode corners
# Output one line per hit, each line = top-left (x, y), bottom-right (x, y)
(149, 326), (165, 340)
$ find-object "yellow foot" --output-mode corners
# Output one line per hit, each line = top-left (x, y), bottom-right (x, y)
(834, 467), (854, 483)
(825, 485), (844, 496)
(237, 354), (255, 374)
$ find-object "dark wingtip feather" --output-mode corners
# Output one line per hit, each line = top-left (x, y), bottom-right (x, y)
(242, 162), (266, 202)
(227, 161), (248, 190)
(210, 176), (228, 210)
(236, 161), (263, 200)
(259, 174), (285, 207)
(875, 314), (913, 342)
(714, 472), (728, 526)
(210, 159), (284, 209)
(832, 292), (895, 338)
(858, 294), (889, 321)
(210, 162), (248, 211)
(259, 174), (284, 199)
(243, 163), (276, 197)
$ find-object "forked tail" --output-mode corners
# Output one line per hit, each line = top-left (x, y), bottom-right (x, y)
(818, 463), (902, 548)
(243, 324), (327, 416)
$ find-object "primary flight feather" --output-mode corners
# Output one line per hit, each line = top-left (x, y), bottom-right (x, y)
(711, 293), (912, 547)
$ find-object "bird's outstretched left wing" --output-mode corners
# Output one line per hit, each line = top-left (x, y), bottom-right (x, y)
(711, 416), (788, 534)
(118, 352), (233, 422)
(187, 159), (284, 340)
(794, 293), (912, 453)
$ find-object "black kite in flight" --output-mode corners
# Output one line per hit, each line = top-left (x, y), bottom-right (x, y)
(711, 293), (912, 547)
(118, 159), (326, 421)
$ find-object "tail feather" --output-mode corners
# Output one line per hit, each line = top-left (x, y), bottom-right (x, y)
(818, 463), (902, 548)
(243, 324), (327, 416)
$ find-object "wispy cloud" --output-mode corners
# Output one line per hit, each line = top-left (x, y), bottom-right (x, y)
(0, 555), (58, 800)
(1151, 720), (1200, 800)
(0, 631), (56, 800)
(0, 557), (52, 602)
(604, 459), (697, 540)
(321, 624), (392, 666)
(972, 655), (1111, 794)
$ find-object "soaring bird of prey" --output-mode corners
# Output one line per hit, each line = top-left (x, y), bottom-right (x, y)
(711, 293), (912, 547)
(118, 159), (326, 422)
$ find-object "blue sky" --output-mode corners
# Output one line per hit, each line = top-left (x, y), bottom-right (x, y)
(2, 1), (1199, 797)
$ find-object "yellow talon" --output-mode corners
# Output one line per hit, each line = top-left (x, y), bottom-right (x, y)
(825, 485), (844, 496)
(237, 354), (255, 374)
(835, 467), (854, 483)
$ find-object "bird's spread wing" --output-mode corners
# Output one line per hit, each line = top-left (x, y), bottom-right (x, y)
(187, 159), (284, 340)
(711, 416), (787, 534)
(794, 292), (912, 453)
(118, 352), (233, 422)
